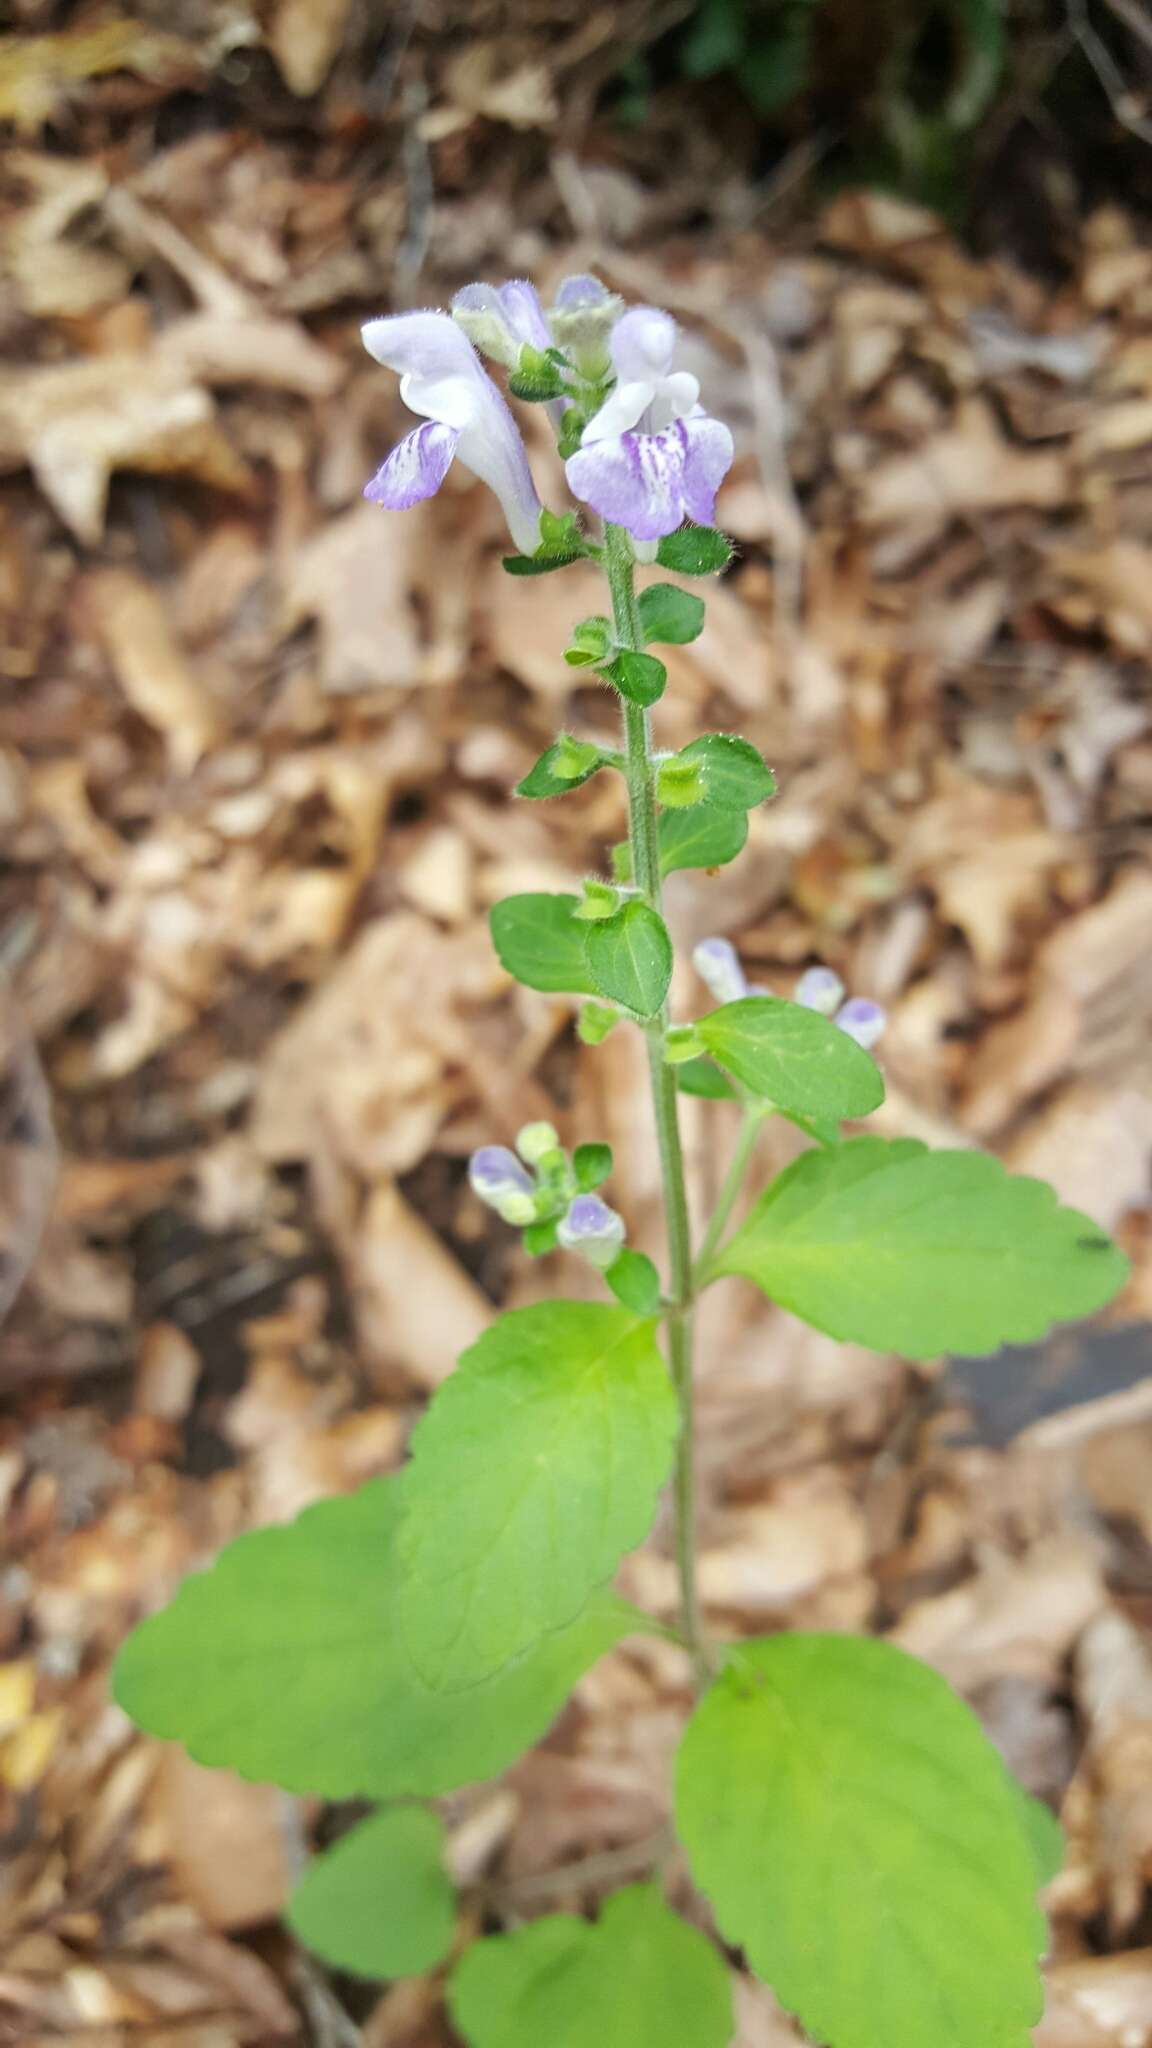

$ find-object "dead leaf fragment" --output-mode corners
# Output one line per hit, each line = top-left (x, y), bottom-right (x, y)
(0, 357), (248, 544)
(86, 570), (225, 770)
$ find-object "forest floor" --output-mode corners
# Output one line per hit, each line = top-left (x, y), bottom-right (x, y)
(1, 8), (1152, 2044)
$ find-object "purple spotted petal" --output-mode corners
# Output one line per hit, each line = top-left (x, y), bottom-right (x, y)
(680, 413), (735, 526)
(835, 998), (886, 1050)
(566, 421), (689, 541)
(364, 419), (459, 510)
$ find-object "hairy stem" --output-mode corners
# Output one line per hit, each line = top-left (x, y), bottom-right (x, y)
(692, 1103), (768, 1286)
(603, 523), (707, 1686)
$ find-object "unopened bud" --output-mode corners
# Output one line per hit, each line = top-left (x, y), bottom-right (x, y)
(498, 1192), (539, 1226)
(516, 1121), (560, 1166)
(556, 1193), (627, 1270)
(794, 965), (845, 1016)
(470, 1145), (535, 1212)
(835, 997), (886, 1050)
(692, 936), (748, 1007)
(548, 274), (624, 378)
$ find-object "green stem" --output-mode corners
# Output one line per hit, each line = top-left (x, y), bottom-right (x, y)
(603, 524), (707, 1687)
(692, 1104), (767, 1286)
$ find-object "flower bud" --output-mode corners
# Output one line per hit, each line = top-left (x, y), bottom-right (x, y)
(547, 274), (624, 378)
(692, 936), (748, 1007)
(794, 965), (845, 1016)
(469, 1145), (535, 1211)
(835, 998), (886, 1050)
(556, 1193), (627, 1270)
(516, 1121), (560, 1166)
(497, 1191), (540, 1226)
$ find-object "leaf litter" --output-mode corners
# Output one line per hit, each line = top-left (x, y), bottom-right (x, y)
(0, 16), (1150, 2044)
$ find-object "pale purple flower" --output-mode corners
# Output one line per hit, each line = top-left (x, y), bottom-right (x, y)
(693, 936), (748, 1007)
(557, 1193), (626, 1269)
(835, 998), (886, 1051)
(794, 966), (846, 1017)
(469, 1145), (536, 1223)
(361, 312), (543, 557)
(565, 305), (734, 541)
(451, 279), (552, 368)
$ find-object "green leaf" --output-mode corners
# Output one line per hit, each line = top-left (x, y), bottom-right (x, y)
(113, 1477), (645, 1799)
(679, 733), (776, 810)
(604, 649), (667, 707)
(714, 1136), (1131, 1357)
(503, 550), (584, 576)
(637, 582), (705, 646)
(674, 1056), (738, 1101)
(490, 894), (599, 996)
(287, 1807), (455, 1980)
(584, 901), (673, 1018)
(522, 1218), (559, 1256)
(697, 997), (884, 1121)
(659, 803), (748, 876)
(450, 1884), (733, 2048)
(675, 1633), (1046, 2048)
(573, 1141), (613, 1192)
(606, 1248), (662, 1316)
(577, 1000), (621, 1046)
(516, 739), (605, 798)
(655, 525), (733, 575)
(1014, 1787), (1064, 1887)
(397, 1304), (677, 1691)
(503, 513), (589, 577)
(508, 346), (570, 402)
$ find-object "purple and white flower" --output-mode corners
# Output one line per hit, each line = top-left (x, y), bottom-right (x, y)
(557, 1193), (627, 1269)
(565, 306), (734, 542)
(469, 1145), (538, 1225)
(361, 312), (543, 557)
(794, 965), (846, 1017)
(692, 936), (749, 1008)
(833, 996), (886, 1050)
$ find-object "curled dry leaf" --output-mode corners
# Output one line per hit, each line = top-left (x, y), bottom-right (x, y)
(0, 355), (249, 544)
(85, 569), (225, 772)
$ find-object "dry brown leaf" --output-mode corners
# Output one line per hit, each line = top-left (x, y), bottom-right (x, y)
(267, 0), (352, 95)
(1006, 1084), (1152, 1232)
(85, 569), (225, 771)
(250, 914), (484, 1180)
(145, 1753), (292, 1932)
(0, 356), (248, 544)
(155, 314), (344, 398)
(350, 1180), (493, 1389)
(0, 19), (199, 132)
(1038, 1953), (1152, 2048)
(1055, 1610), (1152, 1934)
(893, 1538), (1106, 1689)
(859, 400), (1068, 525)
(964, 870), (1152, 1135)
(282, 501), (428, 692)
